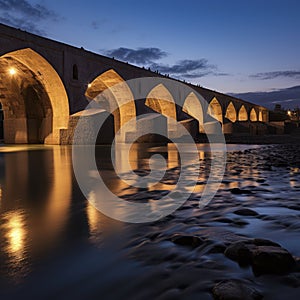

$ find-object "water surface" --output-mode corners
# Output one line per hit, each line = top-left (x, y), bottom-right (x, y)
(0, 143), (299, 299)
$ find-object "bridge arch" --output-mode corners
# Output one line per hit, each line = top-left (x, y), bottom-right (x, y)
(208, 97), (223, 123)
(0, 48), (69, 144)
(145, 83), (177, 135)
(225, 102), (237, 122)
(182, 92), (204, 132)
(238, 105), (248, 121)
(250, 108), (258, 121)
(85, 69), (136, 134)
(258, 110), (263, 122)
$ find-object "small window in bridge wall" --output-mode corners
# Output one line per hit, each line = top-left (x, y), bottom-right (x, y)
(73, 64), (78, 80)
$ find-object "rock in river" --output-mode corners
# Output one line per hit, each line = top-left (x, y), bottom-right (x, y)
(212, 279), (263, 300)
(230, 188), (253, 195)
(224, 238), (296, 275)
(233, 208), (258, 216)
(171, 234), (204, 248)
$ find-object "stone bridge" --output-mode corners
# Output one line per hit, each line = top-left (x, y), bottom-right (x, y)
(0, 23), (269, 144)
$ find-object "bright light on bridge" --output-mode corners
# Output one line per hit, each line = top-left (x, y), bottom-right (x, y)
(8, 67), (16, 76)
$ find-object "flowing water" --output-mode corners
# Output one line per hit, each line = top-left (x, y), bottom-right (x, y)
(0, 144), (299, 299)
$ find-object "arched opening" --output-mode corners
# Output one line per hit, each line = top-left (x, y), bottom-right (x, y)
(182, 92), (204, 132)
(85, 69), (136, 141)
(250, 108), (257, 121)
(238, 105), (248, 121)
(145, 83), (177, 136)
(208, 97), (223, 123)
(73, 64), (78, 80)
(260, 110), (268, 122)
(225, 102), (237, 122)
(259, 110), (263, 122)
(0, 48), (69, 144)
(24, 84), (52, 143)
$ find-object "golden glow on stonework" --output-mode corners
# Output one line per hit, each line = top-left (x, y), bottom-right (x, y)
(8, 67), (16, 76)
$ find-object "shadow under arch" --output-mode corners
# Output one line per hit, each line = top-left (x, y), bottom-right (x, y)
(0, 48), (69, 144)
(182, 92), (204, 132)
(85, 69), (136, 140)
(238, 105), (248, 121)
(145, 83), (177, 137)
(225, 102), (237, 122)
(250, 107), (258, 121)
(208, 97), (223, 123)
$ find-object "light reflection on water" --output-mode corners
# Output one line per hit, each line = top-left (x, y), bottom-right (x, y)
(0, 143), (260, 287)
(4, 210), (26, 262)
(0, 146), (73, 283)
(6, 211), (25, 256)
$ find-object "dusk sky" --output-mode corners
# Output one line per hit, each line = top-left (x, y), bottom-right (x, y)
(1, 0), (300, 108)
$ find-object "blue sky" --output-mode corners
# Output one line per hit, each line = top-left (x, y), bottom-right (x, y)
(0, 0), (300, 108)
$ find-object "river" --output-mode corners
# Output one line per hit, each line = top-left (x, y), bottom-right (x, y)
(0, 143), (299, 299)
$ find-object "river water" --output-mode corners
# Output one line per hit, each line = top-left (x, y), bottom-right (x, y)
(0, 144), (299, 299)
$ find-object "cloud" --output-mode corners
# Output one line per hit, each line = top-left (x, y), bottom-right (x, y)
(91, 21), (100, 30)
(104, 47), (228, 80)
(251, 70), (300, 80)
(105, 47), (167, 65)
(150, 59), (215, 74)
(271, 98), (298, 104)
(0, 0), (58, 20)
(0, 0), (60, 35)
(214, 72), (231, 77)
(183, 72), (213, 78)
(183, 72), (230, 78)
(0, 13), (46, 35)
(150, 59), (230, 79)
(91, 19), (108, 30)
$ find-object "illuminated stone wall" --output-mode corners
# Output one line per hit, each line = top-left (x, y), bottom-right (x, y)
(0, 23), (270, 144)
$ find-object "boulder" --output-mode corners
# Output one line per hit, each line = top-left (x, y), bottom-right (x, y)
(171, 234), (204, 248)
(212, 280), (263, 300)
(224, 241), (252, 266)
(224, 239), (296, 275)
(233, 208), (258, 216)
(251, 245), (296, 275)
